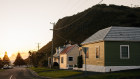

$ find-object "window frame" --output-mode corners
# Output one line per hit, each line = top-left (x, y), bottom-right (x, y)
(95, 46), (100, 59)
(68, 56), (74, 61)
(120, 45), (130, 59)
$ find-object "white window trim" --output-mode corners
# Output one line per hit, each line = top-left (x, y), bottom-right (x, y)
(120, 45), (130, 59)
(68, 56), (74, 61)
(95, 46), (100, 59)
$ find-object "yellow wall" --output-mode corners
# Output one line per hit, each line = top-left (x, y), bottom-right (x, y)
(82, 41), (105, 66)
(60, 54), (67, 69)
(53, 57), (59, 64)
(60, 45), (79, 69)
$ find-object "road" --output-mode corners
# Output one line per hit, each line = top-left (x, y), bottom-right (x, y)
(0, 67), (47, 79)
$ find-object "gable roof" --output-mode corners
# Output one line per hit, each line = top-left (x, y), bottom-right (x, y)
(53, 46), (65, 57)
(53, 52), (59, 57)
(60, 45), (76, 54)
(82, 26), (140, 45)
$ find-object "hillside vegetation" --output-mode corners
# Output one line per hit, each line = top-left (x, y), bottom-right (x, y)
(36, 4), (140, 66)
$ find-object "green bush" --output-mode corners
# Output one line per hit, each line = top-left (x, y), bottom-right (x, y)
(77, 55), (83, 68)
(53, 62), (59, 69)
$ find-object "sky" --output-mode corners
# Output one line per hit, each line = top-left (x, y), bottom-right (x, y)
(0, 0), (140, 61)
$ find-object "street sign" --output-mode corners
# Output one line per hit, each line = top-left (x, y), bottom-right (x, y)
(82, 47), (88, 54)
(82, 47), (88, 75)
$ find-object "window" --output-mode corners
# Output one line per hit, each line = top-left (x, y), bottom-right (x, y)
(68, 57), (73, 61)
(120, 45), (129, 59)
(61, 57), (63, 63)
(95, 46), (100, 58)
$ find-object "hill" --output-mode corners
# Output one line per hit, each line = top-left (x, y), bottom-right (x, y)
(37, 4), (140, 66)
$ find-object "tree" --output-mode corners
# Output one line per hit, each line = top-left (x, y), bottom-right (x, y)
(3, 52), (10, 65)
(14, 53), (26, 66)
(30, 52), (38, 67)
(53, 62), (59, 69)
(0, 58), (3, 68)
(77, 55), (83, 68)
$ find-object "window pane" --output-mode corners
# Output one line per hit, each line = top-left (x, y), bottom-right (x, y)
(96, 47), (100, 58)
(69, 57), (73, 61)
(121, 46), (129, 58)
(61, 57), (63, 63)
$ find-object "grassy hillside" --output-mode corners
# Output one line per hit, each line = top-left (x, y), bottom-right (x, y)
(54, 4), (140, 44)
(37, 4), (140, 66)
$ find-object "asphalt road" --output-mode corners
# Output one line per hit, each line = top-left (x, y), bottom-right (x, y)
(0, 67), (47, 79)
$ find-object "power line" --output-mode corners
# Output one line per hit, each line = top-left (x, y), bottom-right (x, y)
(50, 22), (55, 68)
(55, 33), (76, 43)
(71, 0), (89, 13)
(49, 0), (104, 67)
(54, 0), (103, 31)
(64, 0), (82, 16)
(55, 0), (71, 17)
(98, 0), (103, 4)
(55, 0), (81, 19)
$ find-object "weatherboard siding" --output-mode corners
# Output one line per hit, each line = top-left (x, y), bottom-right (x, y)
(105, 41), (140, 66)
(67, 46), (79, 65)
(60, 54), (67, 69)
(53, 57), (59, 64)
(82, 41), (105, 66)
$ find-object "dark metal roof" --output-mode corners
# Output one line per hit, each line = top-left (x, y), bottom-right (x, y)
(82, 26), (140, 44)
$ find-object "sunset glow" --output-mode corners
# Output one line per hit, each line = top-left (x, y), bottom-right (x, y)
(0, 0), (139, 61)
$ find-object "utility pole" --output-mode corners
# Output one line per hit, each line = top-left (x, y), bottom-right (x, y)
(50, 22), (55, 68)
(36, 43), (41, 51)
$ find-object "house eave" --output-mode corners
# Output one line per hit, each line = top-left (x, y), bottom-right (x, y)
(104, 40), (140, 42)
(81, 40), (104, 45)
(81, 40), (140, 46)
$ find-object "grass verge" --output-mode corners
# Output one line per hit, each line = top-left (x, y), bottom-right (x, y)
(29, 67), (83, 78)
(75, 69), (140, 79)
(0, 69), (5, 72)
(30, 67), (140, 79)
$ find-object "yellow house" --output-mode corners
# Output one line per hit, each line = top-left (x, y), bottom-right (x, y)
(60, 44), (79, 69)
(81, 26), (140, 72)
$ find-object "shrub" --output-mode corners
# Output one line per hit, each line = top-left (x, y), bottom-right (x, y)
(77, 55), (83, 68)
(53, 62), (59, 69)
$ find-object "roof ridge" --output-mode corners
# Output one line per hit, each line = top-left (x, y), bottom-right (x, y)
(66, 45), (76, 54)
(103, 26), (112, 40)
(81, 26), (113, 45)
(60, 45), (77, 54)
